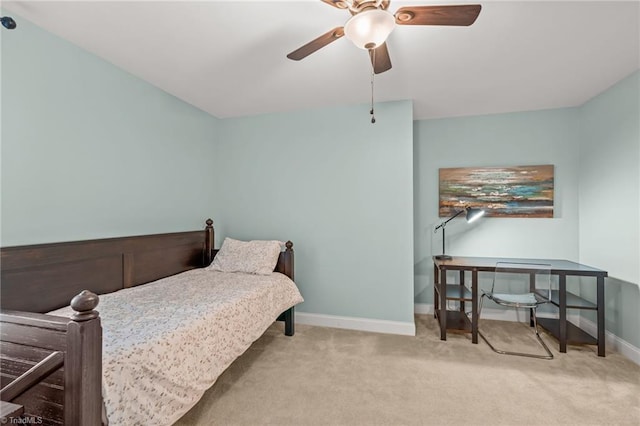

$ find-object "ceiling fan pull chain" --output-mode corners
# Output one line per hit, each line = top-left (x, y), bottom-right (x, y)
(370, 48), (376, 124)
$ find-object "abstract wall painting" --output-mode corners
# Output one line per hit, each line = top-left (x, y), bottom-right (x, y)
(439, 165), (554, 218)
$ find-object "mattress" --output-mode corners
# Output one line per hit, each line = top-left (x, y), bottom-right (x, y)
(50, 268), (303, 426)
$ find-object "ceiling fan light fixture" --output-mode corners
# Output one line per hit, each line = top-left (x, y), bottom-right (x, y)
(344, 9), (395, 50)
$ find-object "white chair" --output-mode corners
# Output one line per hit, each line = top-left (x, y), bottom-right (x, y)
(478, 262), (554, 359)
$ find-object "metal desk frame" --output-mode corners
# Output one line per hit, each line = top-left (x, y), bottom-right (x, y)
(433, 256), (608, 356)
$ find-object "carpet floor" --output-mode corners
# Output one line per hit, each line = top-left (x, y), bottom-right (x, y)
(175, 315), (640, 426)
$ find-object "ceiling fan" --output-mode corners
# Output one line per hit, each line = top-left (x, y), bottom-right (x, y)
(287, 0), (481, 74)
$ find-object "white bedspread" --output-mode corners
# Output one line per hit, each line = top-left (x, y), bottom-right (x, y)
(50, 269), (303, 426)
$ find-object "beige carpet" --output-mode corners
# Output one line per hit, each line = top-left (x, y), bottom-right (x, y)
(175, 315), (640, 426)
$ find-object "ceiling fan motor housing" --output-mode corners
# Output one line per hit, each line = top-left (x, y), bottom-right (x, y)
(347, 0), (391, 14)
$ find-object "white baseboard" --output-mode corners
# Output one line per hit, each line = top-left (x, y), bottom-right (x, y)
(574, 316), (640, 365)
(414, 303), (640, 366)
(296, 312), (416, 336)
(414, 303), (433, 315)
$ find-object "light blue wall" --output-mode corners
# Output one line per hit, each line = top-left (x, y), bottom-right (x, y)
(414, 108), (581, 303)
(214, 101), (415, 323)
(1, 13), (219, 246)
(578, 70), (639, 347)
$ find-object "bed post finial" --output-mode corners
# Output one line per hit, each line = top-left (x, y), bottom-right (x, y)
(70, 290), (100, 322)
(66, 291), (102, 425)
(283, 241), (294, 281)
(205, 218), (214, 266)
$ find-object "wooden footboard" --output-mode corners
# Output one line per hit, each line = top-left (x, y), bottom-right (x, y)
(0, 291), (102, 425)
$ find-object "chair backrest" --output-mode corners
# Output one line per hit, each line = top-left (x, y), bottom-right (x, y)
(492, 262), (553, 301)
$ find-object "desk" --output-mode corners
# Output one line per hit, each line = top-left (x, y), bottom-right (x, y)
(433, 256), (608, 357)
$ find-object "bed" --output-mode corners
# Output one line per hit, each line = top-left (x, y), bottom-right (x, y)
(0, 219), (303, 425)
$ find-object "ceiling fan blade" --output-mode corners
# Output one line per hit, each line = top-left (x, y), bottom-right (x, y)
(287, 27), (344, 61)
(369, 43), (392, 74)
(395, 4), (481, 26)
(321, 0), (349, 9)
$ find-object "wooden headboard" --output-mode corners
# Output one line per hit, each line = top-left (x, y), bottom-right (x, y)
(0, 219), (295, 314)
(0, 220), (215, 313)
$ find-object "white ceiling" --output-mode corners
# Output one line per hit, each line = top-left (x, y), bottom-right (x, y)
(3, 1), (639, 120)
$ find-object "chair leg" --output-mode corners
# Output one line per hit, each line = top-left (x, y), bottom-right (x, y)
(478, 306), (554, 360)
(531, 311), (554, 359)
(529, 307), (535, 327)
(478, 294), (485, 318)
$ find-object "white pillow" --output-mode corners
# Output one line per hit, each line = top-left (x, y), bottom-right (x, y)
(209, 237), (282, 275)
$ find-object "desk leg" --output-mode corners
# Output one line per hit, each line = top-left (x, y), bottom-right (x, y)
(471, 269), (478, 344)
(459, 271), (465, 313)
(434, 265), (439, 319)
(559, 274), (567, 353)
(597, 275), (605, 357)
(440, 269), (447, 341)
(529, 273), (535, 327)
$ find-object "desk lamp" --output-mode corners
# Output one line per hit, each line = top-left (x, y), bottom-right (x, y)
(434, 206), (485, 260)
